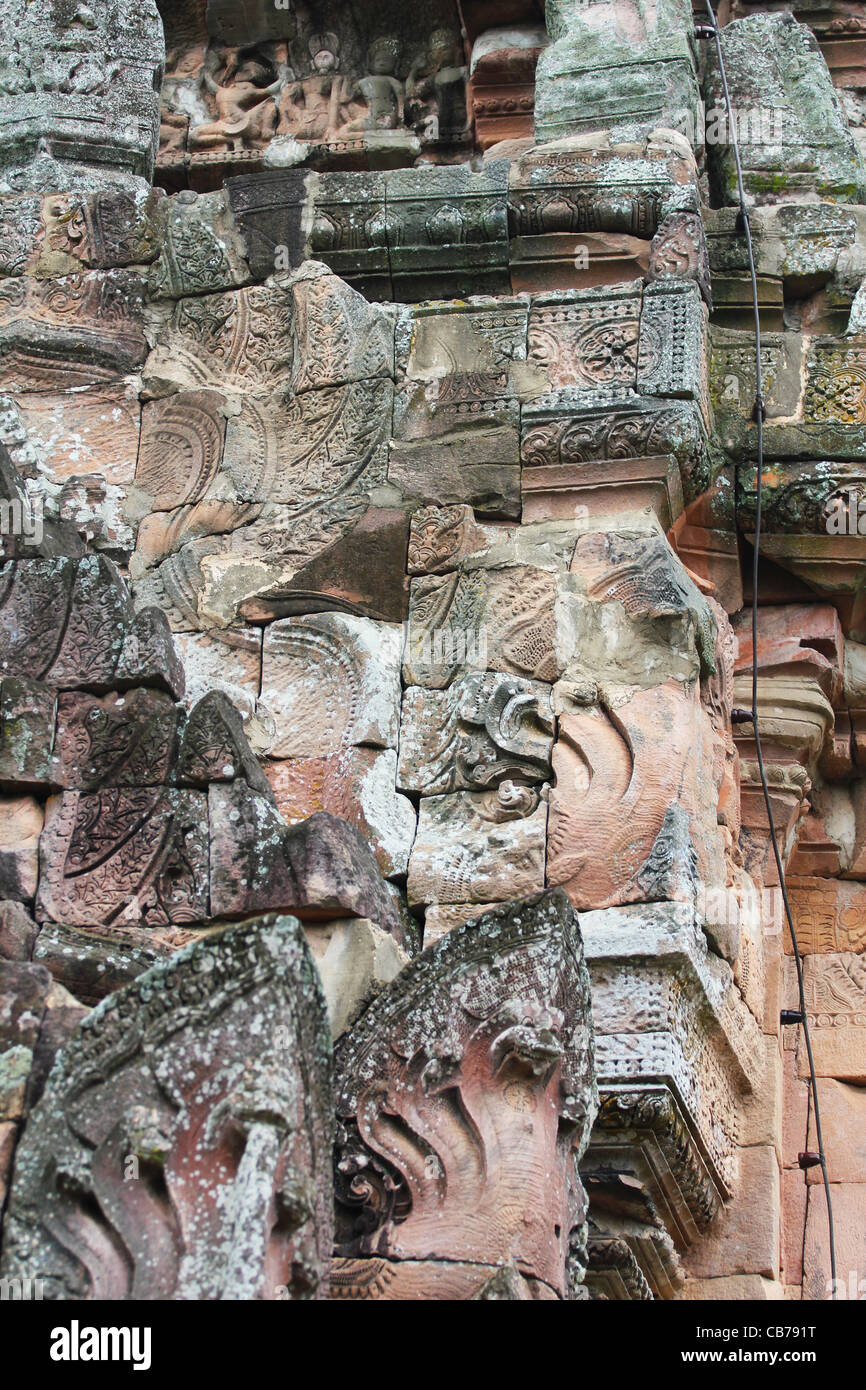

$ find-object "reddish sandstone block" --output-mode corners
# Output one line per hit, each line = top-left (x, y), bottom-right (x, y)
(15, 383), (140, 487)
(739, 1036), (783, 1154)
(333, 891), (595, 1297)
(668, 501), (743, 615)
(786, 876), (866, 954)
(819, 710), (855, 781)
(788, 811), (844, 877)
(469, 27), (545, 151)
(0, 796), (42, 901)
(37, 787), (209, 928)
(239, 508), (410, 626)
(264, 747), (415, 880)
(843, 777), (866, 880)
(800, 952), (866, 1081)
(679, 1275), (786, 1300)
(522, 454), (682, 527)
(781, 1044), (811, 1171)
(548, 679), (724, 910)
(734, 603), (844, 701)
(51, 688), (179, 790)
(804, 1183), (866, 1300)
(683, 1146), (781, 1280)
(330, 1257), (544, 1300)
(407, 504), (493, 576)
(804, 1078), (866, 1184)
(781, 1168), (808, 1286)
(763, 912), (786, 1035)
(136, 390), (226, 510)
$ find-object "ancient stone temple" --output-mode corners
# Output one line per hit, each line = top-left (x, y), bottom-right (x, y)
(0, 0), (864, 1305)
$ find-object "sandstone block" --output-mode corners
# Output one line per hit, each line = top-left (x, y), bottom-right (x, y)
(304, 918), (409, 1040)
(683, 1146), (781, 1281)
(407, 785), (547, 908)
(261, 613), (402, 758)
(265, 747), (416, 881)
(37, 788), (209, 929)
(397, 672), (554, 795)
(0, 796), (42, 901)
(209, 787), (404, 942)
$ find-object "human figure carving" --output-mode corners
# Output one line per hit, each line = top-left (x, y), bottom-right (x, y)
(340, 37), (404, 133)
(406, 28), (468, 141)
(191, 44), (281, 152)
(278, 33), (347, 142)
(160, 43), (207, 154)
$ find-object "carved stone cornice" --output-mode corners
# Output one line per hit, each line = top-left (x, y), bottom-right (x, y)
(581, 903), (763, 1208)
(586, 1235), (654, 1301)
(588, 1084), (725, 1243)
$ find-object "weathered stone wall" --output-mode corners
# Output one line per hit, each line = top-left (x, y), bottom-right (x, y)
(0, 0), (864, 1302)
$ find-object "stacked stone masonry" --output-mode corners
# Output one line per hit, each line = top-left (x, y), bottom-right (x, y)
(0, 0), (864, 1302)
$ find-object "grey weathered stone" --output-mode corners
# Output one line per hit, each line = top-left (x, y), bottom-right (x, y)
(649, 212), (712, 307)
(637, 280), (708, 415)
(0, 900), (37, 961)
(561, 528), (718, 688)
(535, 0), (699, 146)
(31, 919), (201, 1006)
(148, 190), (251, 299)
(407, 785), (548, 909)
(384, 162), (510, 302)
(398, 673), (554, 794)
(0, 680), (56, 789)
(404, 565), (561, 689)
(387, 433), (521, 520)
(704, 14), (866, 205)
(580, 900), (764, 1218)
(304, 917), (409, 1040)
(507, 132), (701, 244)
(1, 917), (335, 1300)
(0, 556), (184, 698)
(177, 690), (272, 795)
(260, 613), (402, 759)
(0, 0), (164, 190)
(209, 786), (405, 942)
(847, 279), (866, 335)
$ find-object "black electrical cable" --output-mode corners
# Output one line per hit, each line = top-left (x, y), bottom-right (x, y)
(698, 0), (837, 1300)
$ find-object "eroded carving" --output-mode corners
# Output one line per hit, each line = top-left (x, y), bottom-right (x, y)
(0, 918), (334, 1300)
(333, 890), (597, 1300)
